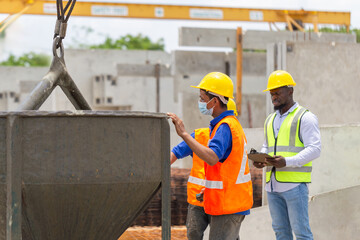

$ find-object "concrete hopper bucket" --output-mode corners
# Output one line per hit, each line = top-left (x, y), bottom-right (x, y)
(0, 11), (171, 238)
(0, 112), (170, 240)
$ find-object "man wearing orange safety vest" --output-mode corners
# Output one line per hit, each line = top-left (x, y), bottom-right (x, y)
(168, 72), (253, 240)
(170, 99), (238, 240)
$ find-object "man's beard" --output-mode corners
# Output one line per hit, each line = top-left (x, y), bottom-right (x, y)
(274, 104), (286, 111)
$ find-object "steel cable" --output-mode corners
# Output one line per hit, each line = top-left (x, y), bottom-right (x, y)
(53, 0), (77, 57)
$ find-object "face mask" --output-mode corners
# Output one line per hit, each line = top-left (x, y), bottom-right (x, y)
(198, 98), (214, 115)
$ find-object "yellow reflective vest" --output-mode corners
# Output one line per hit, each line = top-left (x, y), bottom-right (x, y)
(265, 105), (312, 183)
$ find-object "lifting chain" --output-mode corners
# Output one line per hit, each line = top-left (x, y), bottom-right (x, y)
(52, 0), (76, 58)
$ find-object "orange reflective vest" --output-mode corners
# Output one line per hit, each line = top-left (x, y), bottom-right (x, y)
(187, 128), (209, 207)
(204, 116), (253, 215)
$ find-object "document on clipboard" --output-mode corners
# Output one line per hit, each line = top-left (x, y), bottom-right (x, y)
(247, 148), (274, 163)
(247, 153), (274, 163)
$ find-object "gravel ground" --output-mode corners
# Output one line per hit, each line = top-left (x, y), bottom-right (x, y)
(119, 226), (187, 240)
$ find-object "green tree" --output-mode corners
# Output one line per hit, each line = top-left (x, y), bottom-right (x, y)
(89, 34), (165, 50)
(0, 52), (50, 67)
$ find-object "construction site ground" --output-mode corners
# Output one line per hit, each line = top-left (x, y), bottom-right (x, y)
(119, 226), (187, 240)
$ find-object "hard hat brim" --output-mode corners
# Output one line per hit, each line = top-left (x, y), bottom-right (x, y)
(191, 85), (234, 99)
(263, 83), (296, 92)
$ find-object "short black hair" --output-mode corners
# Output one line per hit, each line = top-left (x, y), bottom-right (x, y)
(205, 91), (228, 108)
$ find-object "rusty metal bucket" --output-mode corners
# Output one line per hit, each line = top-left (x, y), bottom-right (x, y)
(0, 111), (170, 240)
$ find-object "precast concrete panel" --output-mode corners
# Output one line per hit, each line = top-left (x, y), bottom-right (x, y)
(179, 28), (356, 49)
(285, 42), (360, 125)
(0, 111), (170, 240)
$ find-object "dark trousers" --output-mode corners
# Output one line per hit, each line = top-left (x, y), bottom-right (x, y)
(186, 204), (210, 240)
(186, 204), (245, 240)
(209, 214), (245, 240)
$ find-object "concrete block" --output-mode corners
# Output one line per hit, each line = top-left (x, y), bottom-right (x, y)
(117, 64), (171, 77)
(0, 91), (20, 111)
(238, 94), (267, 128)
(179, 28), (356, 49)
(172, 50), (229, 75)
(310, 124), (360, 195)
(0, 93), (7, 111)
(172, 50), (266, 78)
(309, 185), (360, 239)
(92, 75), (106, 106)
(179, 27), (237, 48)
(285, 42), (360, 125)
(223, 51), (266, 76)
(238, 185), (360, 239)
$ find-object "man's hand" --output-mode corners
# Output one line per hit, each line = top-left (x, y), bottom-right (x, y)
(167, 112), (219, 166)
(167, 112), (187, 138)
(253, 162), (267, 168)
(266, 156), (286, 168)
(196, 188), (205, 202)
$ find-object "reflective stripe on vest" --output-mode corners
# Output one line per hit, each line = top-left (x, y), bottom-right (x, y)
(188, 176), (205, 186)
(267, 165), (312, 173)
(204, 116), (253, 215)
(236, 141), (252, 184)
(205, 180), (223, 189)
(265, 106), (312, 183)
(204, 141), (251, 188)
(187, 128), (209, 207)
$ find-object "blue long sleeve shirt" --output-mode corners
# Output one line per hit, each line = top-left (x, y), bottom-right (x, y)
(172, 110), (250, 215)
(172, 110), (233, 162)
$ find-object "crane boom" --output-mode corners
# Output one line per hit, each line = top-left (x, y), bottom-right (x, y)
(0, 0), (351, 31)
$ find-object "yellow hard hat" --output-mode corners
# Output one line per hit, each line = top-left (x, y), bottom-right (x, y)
(191, 72), (234, 98)
(263, 70), (296, 92)
(227, 99), (238, 116)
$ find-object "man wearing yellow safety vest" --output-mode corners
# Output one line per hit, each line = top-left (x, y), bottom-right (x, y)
(170, 99), (238, 240)
(254, 70), (321, 240)
(168, 72), (253, 240)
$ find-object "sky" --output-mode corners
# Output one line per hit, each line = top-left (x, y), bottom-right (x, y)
(1, 0), (360, 60)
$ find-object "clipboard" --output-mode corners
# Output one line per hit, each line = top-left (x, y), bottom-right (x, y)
(247, 153), (274, 163)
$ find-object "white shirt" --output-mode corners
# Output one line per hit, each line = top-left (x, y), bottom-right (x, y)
(261, 102), (321, 193)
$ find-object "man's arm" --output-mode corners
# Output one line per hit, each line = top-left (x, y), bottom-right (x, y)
(171, 132), (196, 165)
(167, 113), (219, 166)
(170, 152), (177, 165)
(179, 132), (219, 166)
